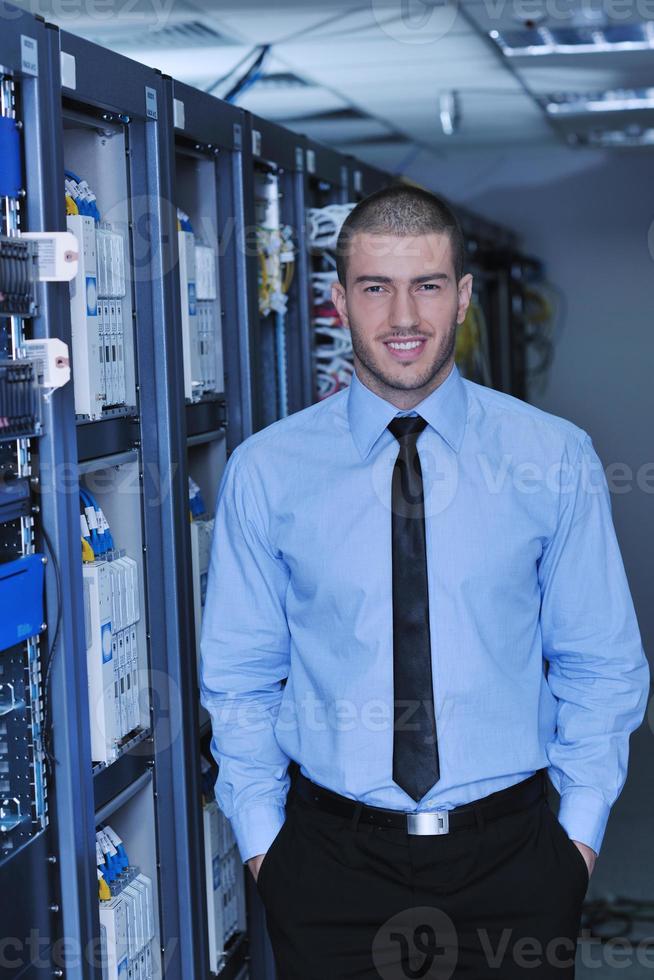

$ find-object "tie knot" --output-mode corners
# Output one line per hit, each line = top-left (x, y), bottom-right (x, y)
(387, 414), (428, 443)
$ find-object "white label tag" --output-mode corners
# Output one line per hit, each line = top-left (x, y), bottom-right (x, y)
(20, 35), (38, 77)
(173, 98), (185, 130)
(145, 86), (158, 120)
(19, 231), (79, 281)
(60, 51), (76, 90)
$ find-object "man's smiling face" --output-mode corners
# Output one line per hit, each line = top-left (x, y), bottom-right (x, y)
(332, 230), (473, 406)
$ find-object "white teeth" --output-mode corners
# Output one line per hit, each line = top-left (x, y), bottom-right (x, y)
(387, 340), (423, 350)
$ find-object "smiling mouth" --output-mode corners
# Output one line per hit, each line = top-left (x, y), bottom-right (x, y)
(383, 337), (428, 359)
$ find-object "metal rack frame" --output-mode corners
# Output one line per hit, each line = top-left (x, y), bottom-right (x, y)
(43, 24), (203, 980)
(0, 11), (75, 977)
(243, 110), (312, 423)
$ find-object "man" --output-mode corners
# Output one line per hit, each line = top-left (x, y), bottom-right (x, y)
(200, 184), (649, 979)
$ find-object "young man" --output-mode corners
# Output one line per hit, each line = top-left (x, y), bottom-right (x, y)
(200, 185), (649, 979)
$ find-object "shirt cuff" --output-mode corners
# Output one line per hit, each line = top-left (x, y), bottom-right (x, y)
(557, 786), (611, 856)
(230, 803), (287, 865)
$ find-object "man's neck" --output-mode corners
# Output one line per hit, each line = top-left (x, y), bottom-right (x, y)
(353, 358), (455, 411)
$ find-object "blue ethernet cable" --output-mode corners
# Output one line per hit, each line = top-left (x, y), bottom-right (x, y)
(80, 490), (103, 556)
(176, 207), (194, 233)
(102, 826), (130, 873)
(275, 308), (289, 419)
(80, 488), (115, 554)
(188, 477), (207, 518)
(65, 169), (102, 222)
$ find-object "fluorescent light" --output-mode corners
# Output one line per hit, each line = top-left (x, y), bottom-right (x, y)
(570, 126), (654, 146)
(490, 21), (654, 55)
(545, 88), (654, 114)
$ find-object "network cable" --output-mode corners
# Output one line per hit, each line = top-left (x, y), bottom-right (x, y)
(80, 487), (114, 555)
(308, 203), (357, 400)
(39, 522), (62, 775)
(64, 170), (101, 222)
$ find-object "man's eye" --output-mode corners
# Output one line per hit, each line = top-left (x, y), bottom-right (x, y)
(420, 283), (441, 291)
(364, 285), (384, 293)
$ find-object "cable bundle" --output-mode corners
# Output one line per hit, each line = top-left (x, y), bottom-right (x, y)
(454, 299), (492, 386)
(188, 477), (207, 520)
(308, 203), (357, 400)
(64, 169), (101, 221)
(176, 207), (193, 233)
(80, 487), (114, 562)
(307, 203), (355, 252)
(257, 223), (295, 317)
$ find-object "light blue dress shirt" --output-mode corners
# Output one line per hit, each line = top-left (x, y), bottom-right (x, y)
(199, 361), (650, 865)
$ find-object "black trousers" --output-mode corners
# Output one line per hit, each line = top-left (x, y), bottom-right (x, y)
(255, 776), (589, 979)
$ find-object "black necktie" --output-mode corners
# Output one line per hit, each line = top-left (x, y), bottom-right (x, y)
(387, 415), (440, 801)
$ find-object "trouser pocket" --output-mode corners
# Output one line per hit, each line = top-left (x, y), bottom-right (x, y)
(543, 800), (590, 892)
(256, 807), (293, 900)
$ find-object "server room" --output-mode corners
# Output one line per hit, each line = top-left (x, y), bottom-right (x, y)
(0, 1), (652, 978)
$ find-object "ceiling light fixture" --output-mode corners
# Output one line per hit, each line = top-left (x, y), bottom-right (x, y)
(569, 124), (654, 146)
(545, 88), (654, 114)
(490, 21), (654, 55)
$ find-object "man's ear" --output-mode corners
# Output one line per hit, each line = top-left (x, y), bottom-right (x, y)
(456, 273), (473, 325)
(331, 280), (349, 327)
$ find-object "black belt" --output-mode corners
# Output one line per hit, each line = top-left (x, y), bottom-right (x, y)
(294, 769), (546, 835)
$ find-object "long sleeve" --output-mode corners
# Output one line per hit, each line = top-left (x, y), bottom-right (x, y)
(538, 431), (650, 855)
(199, 445), (292, 864)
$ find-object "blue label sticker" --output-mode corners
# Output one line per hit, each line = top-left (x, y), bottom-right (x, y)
(212, 855), (221, 891)
(101, 622), (112, 664)
(188, 281), (197, 316)
(86, 275), (97, 316)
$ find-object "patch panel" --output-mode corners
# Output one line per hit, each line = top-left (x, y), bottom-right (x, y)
(0, 65), (49, 871)
(97, 823), (155, 980)
(83, 552), (142, 765)
(0, 236), (38, 317)
(177, 211), (223, 401)
(202, 797), (247, 973)
(190, 516), (214, 674)
(67, 197), (128, 418)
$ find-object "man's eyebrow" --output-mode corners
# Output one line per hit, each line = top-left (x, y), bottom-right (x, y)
(353, 272), (449, 285)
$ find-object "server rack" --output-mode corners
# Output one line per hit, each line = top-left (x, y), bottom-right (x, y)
(41, 25), (204, 980)
(242, 112), (311, 426)
(0, 9), (79, 977)
(163, 75), (261, 980)
(456, 207), (523, 394)
(301, 137), (351, 209)
(299, 136), (355, 405)
(346, 156), (393, 201)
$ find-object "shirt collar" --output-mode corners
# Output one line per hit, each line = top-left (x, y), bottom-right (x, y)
(347, 361), (468, 460)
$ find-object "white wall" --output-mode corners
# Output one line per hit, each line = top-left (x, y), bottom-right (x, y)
(407, 145), (654, 659)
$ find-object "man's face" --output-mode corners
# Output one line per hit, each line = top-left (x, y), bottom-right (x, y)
(332, 231), (473, 400)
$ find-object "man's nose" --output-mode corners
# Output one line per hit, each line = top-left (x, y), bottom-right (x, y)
(389, 288), (420, 330)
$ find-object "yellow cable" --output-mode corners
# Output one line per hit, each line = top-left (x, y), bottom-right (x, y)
(282, 260), (295, 293)
(81, 537), (95, 563)
(258, 250), (271, 311)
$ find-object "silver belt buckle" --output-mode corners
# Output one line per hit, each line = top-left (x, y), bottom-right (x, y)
(406, 810), (450, 835)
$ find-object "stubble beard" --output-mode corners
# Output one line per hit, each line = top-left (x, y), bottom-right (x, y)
(349, 313), (458, 394)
